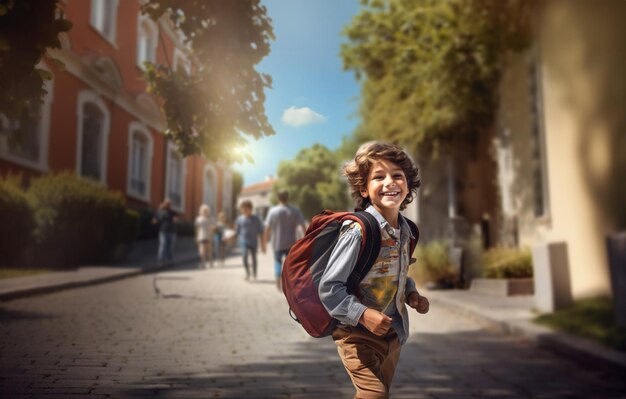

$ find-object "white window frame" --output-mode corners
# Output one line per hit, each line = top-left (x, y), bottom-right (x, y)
(173, 48), (191, 74)
(136, 14), (158, 69)
(203, 163), (218, 213)
(76, 90), (110, 184)
(221, 168), (232, 218)
(0, 65), (53, 172)
(90, 0), (119, 45)
(528, 50), (551, 221)
(126, 122), (153, 202)
(164, 140), (186, 213)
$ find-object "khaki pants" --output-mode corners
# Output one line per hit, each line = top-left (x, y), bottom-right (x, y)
(332, 326), (401, 399)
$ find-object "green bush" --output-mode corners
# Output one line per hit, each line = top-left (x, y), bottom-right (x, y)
(120, 208), (140, 244)
(0, 178), (33, 265)
(410, 241), (458, 288)
(176, 220), (195, 237)
(135, 206), (158, 239)
(482, 246), (533, 279)
(26, 172), (138, 267)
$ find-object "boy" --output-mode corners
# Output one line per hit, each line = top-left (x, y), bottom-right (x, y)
(319, 141), (429, 399)
(235, 200), (266, 280)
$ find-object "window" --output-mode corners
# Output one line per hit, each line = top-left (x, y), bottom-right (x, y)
(221, 168), (233, 219)
(528, 52), (551, 219)
(136, 15), (157, 68)
(90, 0), (118, 44)
(76, 91), (110, 183)
(203, 163), (218, 212)
(173, 48), (191, 74)
(0, 70), (53, 171)
(165, 141), (186, 212)
(127, 122), (153, 201)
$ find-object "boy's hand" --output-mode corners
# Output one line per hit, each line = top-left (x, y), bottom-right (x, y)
(359, 308), (392, 336)
(407, 292), (429, 314)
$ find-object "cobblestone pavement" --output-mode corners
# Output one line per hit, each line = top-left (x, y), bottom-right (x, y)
(1, 251), (625, 398)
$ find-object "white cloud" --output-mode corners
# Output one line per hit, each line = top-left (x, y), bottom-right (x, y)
(281, 106), (327, 127)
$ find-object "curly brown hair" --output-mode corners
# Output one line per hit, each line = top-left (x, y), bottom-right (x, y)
(343, 141), (421, 211)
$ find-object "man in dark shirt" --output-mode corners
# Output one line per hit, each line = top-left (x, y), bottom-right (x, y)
(152, 199), (179, 264)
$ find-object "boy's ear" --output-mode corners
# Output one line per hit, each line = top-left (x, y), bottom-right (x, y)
(360, 188), (368, 198)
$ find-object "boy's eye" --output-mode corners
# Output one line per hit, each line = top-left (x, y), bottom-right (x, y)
(394, 174), (405, 179)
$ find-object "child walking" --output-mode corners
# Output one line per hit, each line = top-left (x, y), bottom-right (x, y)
(234, 200), (266, 280)
(319, 141), (429, 399)
(195, 204), (214, 269)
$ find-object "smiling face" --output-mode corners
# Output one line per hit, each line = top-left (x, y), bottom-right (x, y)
(360, 159), (408, 226)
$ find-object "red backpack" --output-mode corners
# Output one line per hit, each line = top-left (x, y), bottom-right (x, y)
(281, 209), (419, 338)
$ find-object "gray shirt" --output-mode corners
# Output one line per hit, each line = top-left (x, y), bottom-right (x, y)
(318, 205), (418, 345)
(265, 204), (306, 251)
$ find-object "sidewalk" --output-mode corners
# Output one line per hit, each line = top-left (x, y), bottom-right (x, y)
(426, 288), (626, 375)
(2, 241), (625, 379)
(0, 237), (200, 301)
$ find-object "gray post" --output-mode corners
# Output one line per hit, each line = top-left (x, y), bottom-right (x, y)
(532, 242), (573, 313)
(606, 232), (626, 327)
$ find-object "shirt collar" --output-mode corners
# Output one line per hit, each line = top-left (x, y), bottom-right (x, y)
(364, 205), (414, 242)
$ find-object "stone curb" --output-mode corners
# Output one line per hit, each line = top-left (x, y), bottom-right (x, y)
(0, 255), (198, 302)
(430, 291), (626, 376)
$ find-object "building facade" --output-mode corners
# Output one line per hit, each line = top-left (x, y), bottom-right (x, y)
(495, 0), (625, 299)
(238, 177), (277, 221)
(0, 0), (234, 222)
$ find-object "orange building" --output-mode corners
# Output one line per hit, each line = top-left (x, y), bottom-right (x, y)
(0, 0), (234, 221)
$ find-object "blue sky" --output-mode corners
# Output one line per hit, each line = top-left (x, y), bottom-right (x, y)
(234, 0), (361, 186)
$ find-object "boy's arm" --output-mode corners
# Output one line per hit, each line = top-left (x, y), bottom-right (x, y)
(318, 223), (368, 327)
(406, 277), (430, 314)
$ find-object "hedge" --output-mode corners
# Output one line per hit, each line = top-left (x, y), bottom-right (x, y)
(26, 172), (139, 267)
(0, 179), (33, 265)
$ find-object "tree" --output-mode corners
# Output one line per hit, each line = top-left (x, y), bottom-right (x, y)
(0, 0), (71, 121)
(0, 0), (274, 164)
(141, 0), (275, 163)
(273, 144), (350, 219)
(341, 0), (533, 156)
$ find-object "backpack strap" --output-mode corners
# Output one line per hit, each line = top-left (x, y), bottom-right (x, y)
(405, 217), (420, 256)
(346, 211), (382, 294)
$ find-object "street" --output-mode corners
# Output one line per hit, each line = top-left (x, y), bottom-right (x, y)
(1, 250), (625, 399)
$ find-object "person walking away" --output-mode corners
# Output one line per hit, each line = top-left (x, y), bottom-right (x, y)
(318, 141), (430, 399)
(234, 201), (266, 280)
(195, 204), (215, 269)
(264, 190), (307, 290)
(213, 211), (227, 267)
(152, 199), (179, 265)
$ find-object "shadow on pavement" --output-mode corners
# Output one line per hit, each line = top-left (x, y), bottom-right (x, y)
(113, 330), (626, 399)
(0, 308), (56, 321)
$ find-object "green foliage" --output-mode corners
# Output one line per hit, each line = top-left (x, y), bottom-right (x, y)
(0, 178), (33, 265)
(141, 0), (275, 162)
(176, 220), (195, 237)
(26, 173), (139, 267)
(481, 246), (532, 278)
(535, 297), (626, 352)
(273, 144), (351, 219)
(135, 206), (159, 240)
(341, 0), (533, 155)
(411, 241), (458, 287)
(0, 0), (71, 120)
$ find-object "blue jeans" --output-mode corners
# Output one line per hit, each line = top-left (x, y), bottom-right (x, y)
(241, 244), (258, 278)
(274, 249), (290, 279)
(158, 232), (176, 262)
